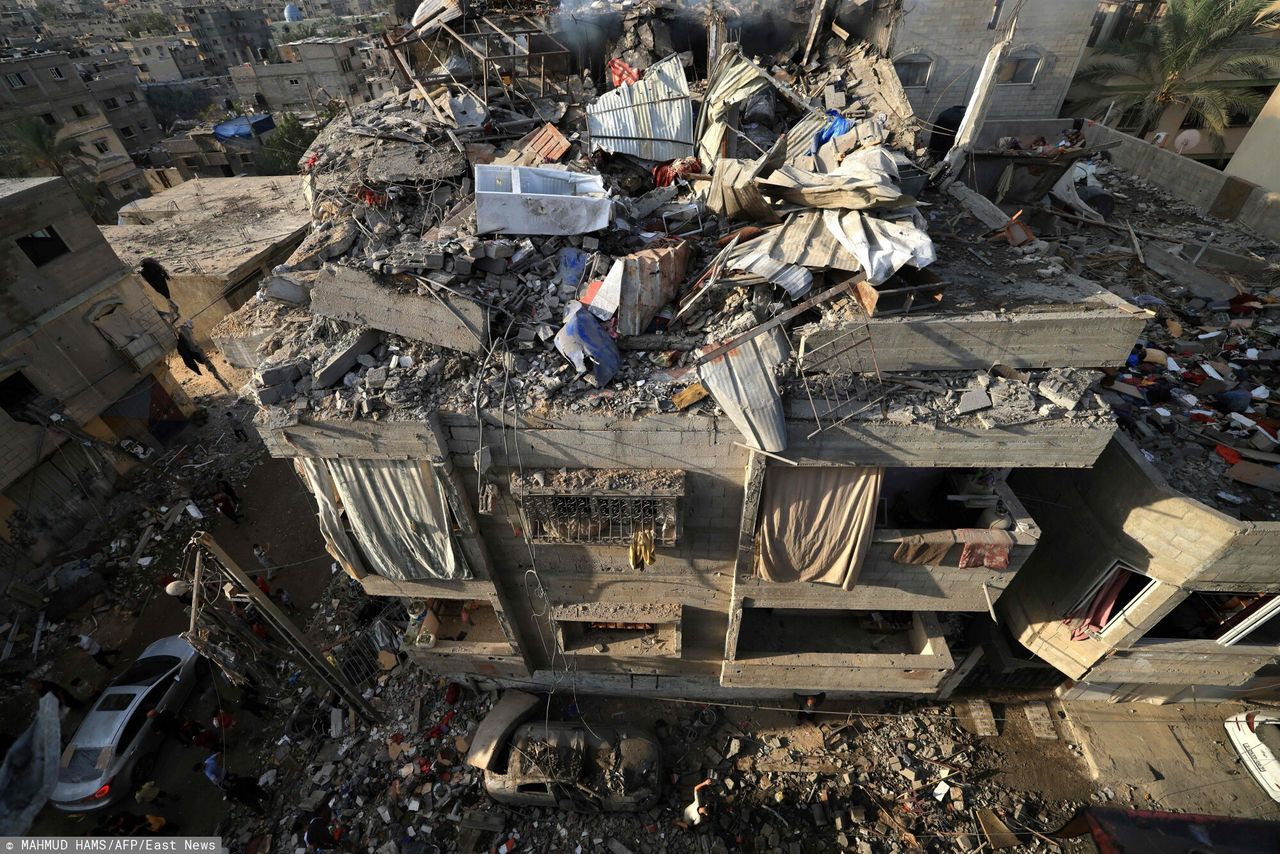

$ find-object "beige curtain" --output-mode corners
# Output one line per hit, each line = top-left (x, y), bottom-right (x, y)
(755, 466), (883, 589)
(296, 459), (367, 580)
(325, 458), (471, 582)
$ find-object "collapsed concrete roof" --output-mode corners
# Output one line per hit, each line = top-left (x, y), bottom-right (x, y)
(215, 6), (1278, 522)
(101, 176), (312, 279)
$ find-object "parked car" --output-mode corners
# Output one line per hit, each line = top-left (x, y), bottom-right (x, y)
(49, 636), (203, 812)
(483, 721), (662, 812)
(1225, 710), (1280, 804)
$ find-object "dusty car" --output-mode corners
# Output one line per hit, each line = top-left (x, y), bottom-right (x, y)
(1226, 710), (1280, 804)
(49, 636), (203, 812)
(483, 721), (662, 812)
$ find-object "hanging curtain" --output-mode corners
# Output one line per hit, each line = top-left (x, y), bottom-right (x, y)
(755, 466), (884, 589)
(325, 458), (470, 582)
(296, 458), (367, 580)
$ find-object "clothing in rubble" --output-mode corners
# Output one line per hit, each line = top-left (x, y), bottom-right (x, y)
(139, 258), (172, 299)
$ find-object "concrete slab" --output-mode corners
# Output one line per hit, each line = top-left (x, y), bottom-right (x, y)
(1060, 700), (1280, 820)
(964, 699), (999, 736)
(1022, 701), (1058, 740)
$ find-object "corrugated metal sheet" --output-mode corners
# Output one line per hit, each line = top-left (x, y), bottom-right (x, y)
(695, 49), (772, 163)
(698, 327), (789, 453)
(587, 54), (694, 162)
(729, 212), (862, 273)
(706, 158), (778, 223)
(410, 0), (461, 30)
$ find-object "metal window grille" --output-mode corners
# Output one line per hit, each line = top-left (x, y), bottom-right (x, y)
(516, 473), (684, 546)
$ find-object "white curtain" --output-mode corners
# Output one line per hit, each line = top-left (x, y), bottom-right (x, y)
(324, 458), (470, 581)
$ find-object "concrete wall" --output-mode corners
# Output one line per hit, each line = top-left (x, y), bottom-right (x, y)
(1001, 435), (1280, 687)
(889, 0), (1097, 125)
(0, 178), (173, 490)
(1226, 84), (1280, 193)
(89, 72), (163, 156)
(259, 406), (1067, 695)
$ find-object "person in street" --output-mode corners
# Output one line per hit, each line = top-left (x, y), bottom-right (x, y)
(252, 543), (281, 581)
(272, 587), (298, 614)
(681, 778), (713, 828)
(134, 779), (179, 809)
(76, 633), (117, 669)
(217, 478), (240, 504)
(227, 410), (249, 443)
(213, 491), (242, 524)
(147, 708), (196, 747)
(794, 692), (827, 724)
(163, 579), (194, 606)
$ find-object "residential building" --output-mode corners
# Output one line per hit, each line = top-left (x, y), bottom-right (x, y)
(230, 35), (385, 113)
(100, 175), (311, 345)
(1069, 0), (1280, 162)
(121, 35), (210, 82)
(145, 113), (273, 182)
(0, 177), (186, 564)
(1224, 84), (1280, 194)
(877, 0), (1099, 127)
(87, 67), (163, 156)
(0, 50), (147, 213)
(180, 4), (272, 75)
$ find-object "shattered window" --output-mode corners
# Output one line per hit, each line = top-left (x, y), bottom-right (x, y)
(512, 470), (684, 546)
(15, 225), (70, 266)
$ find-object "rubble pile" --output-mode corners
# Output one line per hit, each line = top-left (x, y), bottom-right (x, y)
(1030, 160), (1280, 519)
(236, 7), (1054, 455)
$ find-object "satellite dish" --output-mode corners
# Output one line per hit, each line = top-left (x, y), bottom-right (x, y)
(1175, 129), (1201, 153)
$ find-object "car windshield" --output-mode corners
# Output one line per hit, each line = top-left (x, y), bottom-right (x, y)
(95, 692), (136, 712)
(112, 655), (179, 687)
(58, 748), (106, 784)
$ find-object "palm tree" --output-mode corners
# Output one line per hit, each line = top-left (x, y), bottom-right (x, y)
(1072, 0), (1280, 149)
(0, 117), (100, 207)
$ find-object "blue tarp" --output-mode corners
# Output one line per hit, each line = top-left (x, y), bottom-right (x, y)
(212, 114), (276, 141)
(555, 301), (620, 388)
(811, 110), (851, 154)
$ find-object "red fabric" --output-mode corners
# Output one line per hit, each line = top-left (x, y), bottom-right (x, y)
(957, 541), (1010, 570)
(652, 156), (703, 187)
(607, 58), (641, 87)
(1215, 444), (1242, 465)
(1068, 569), (1130, 641)
(254, 576), (271, 595)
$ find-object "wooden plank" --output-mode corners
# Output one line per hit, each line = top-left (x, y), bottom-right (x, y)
(1227, 460), (1280, 492)
(673, 382), (709, 410)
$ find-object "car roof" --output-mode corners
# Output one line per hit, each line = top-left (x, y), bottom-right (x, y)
(74, 689), (144, 748)
(138, 635), (196, 660)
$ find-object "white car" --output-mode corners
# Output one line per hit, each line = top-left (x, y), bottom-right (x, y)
(1225, 710), (1280, 804)
(49, 636), (203, 812)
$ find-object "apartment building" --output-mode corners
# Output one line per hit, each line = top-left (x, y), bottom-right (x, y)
(179, 4), (272, 74)
(0, 51), (146, 210)
(87, 68), (163, 156)
(874, 0), (1098, 127)
(120, 35), (210, 82)
(0, 177), (186, 564)
(230, 36), (385, 113)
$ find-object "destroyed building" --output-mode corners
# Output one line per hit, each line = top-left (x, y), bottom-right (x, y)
(982, 119), (1280, 705)
(0, 177), (188, 571)
(199, 0), (1195, 701)
(101, 176), (313, 349)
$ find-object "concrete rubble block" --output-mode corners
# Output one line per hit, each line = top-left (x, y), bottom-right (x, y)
(315, 328), (384, 389)
(955, 388), (993, 415)
(474, 164), (612, 236)
(261, 272), (314, 305)
(310, 264), (488, 356)
(258, 361), (304, 387)
(257, 380), (296, 406)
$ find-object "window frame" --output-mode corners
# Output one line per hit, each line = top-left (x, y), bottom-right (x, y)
(72, 103), (90, 118)
(996, 51), (1042, 86)
(49, 66), (65, 80)
(1071, 560), (1158, 637)
(15, 225), (71, 267)
(893, 55), (933, 89)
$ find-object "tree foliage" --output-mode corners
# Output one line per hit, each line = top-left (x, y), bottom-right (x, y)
(1073, 0), (1280, 148)
(256, 113), (320, 175)
(0, 117), (100, 210)
(126, 11), (173, 37)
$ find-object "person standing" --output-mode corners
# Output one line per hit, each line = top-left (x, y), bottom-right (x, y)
(175, 321), (232, 391)
(213, 491), (242, 524)
(252, 543), (281, 581)
(76, 634), (117, 669)
(794, 692), (826, 724)
(226, 411), (249, 443)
